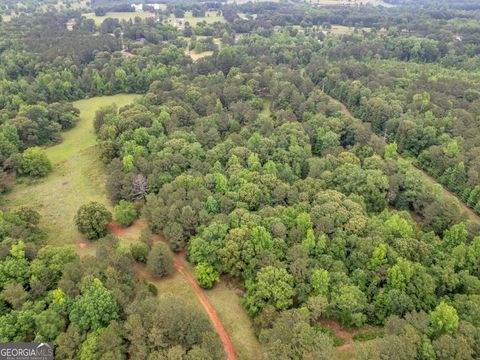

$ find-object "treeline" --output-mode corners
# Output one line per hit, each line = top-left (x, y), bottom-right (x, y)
(226, 1), (480, 66)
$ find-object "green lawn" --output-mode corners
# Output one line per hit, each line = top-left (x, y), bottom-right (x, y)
(2, 94), (139, 249)
(83, 11), (155, 25)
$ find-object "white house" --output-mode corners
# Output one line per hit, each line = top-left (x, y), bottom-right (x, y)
(131, 3), (144, 12)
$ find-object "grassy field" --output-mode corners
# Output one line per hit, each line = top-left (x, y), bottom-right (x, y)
(2, 94), (139, 249)
(185, 49), (214, 61)
(167, 11), (225, 28)
(83, 11), (155, 25)
(328, 25), (372, 35)
(205, 281), (262, 360)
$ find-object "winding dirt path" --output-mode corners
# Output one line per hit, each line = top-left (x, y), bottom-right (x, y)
(319, 318), (357, 352)
(108, 221), (238, 360)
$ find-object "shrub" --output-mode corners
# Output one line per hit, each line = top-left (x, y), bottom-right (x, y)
(131, 242), (149, 263)
(353, 331), (384, 342)
(148, 283), (158, 296)
(113, 200), (137, 227)
(21, 147), (52, 177)
(194, 263), (219, 289)
(74, 202), (112, 240)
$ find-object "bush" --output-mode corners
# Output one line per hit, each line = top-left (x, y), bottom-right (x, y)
(21, 147), (52, 177)
(148, 283), (158, 296)
(353, 331), (384, 342)
(146, 242), (174, 277)
(131, 242), (149, 263)
(194, 263), (219, 289)
(113, 200), (137, 227)
(74, 202), (112, 240)
(94, 7), (107, 16)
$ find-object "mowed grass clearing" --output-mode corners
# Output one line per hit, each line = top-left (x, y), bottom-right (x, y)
(3, 94), (140, 249)
(83, 11), (155, 25)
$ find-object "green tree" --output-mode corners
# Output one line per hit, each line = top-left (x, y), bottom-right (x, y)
(74, 202), (112, 240)
(113, 200), (137, 227)
(21, 147), (52, 177)
(0, 309), (36, 341)
(146, 242), (174, 277)
(0, 242), (31, 288)
(429, 302), (459, 337)
(244, 266), (294, 315)
(311, 268), (329, 296)
(387, 258), (414, 292)
(368, 243), (388, 270)
(330, 284), (367, 327)
(384, 142), (398, 159)
(1, 282), (28, 309)
(69, 278), (119, 333)
(195, 263), (220, 289)
(35, 309), (65, 342)
(260, 308), (334, 360)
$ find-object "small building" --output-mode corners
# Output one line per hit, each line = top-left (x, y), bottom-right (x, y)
(131, 3), (144, 12)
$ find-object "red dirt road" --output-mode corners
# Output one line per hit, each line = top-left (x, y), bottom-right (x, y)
(108, 221), (237, 360)
(174, 257), (237, 360)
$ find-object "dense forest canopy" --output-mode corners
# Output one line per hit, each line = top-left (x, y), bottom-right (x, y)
(0, 0), (480, 359)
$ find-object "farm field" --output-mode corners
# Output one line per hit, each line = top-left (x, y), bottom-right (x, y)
(167, 11), (225, 28)
(83, 11), (155, 25)
(2, 94), (140, 249)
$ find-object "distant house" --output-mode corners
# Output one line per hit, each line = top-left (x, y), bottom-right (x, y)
(131, 3), (143, 12)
